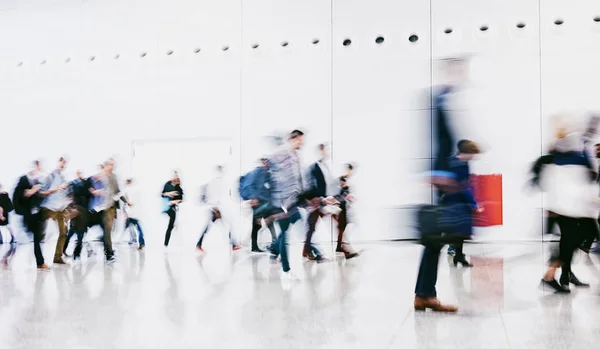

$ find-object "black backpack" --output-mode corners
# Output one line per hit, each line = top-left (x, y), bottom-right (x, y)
(12, 177), (27, 215)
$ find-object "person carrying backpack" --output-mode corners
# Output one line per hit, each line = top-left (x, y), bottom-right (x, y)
(241, 158), (277, 253)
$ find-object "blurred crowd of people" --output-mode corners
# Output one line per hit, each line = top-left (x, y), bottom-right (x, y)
(0, 131), (360, 284)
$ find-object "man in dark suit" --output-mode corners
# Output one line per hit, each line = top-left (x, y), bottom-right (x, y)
(303, 144), (338, 262)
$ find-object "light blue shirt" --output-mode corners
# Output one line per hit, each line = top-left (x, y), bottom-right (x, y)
(41, 170), (70, 211)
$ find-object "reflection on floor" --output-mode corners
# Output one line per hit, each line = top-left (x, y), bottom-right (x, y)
(0, 240), (599, 349)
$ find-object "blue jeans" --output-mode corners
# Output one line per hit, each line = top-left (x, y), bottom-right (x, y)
(126, 218), (145, 246)
(415, 243), (443, 298)
(271, 210), (302, 273)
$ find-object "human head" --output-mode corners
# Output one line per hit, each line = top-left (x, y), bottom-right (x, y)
(457, 140), (480, 161)
(595, 143), (600, 158)
(317, 143), (328, 161)
(104, 158), (115, 174)
(443, 56), (469, 86)
(171, 171), (180, 184)
(125, 178), (133, 185)
(57, 156), (68, 171)
(260, 158), (269, 168)
(30, 160), (41, 175)
(344, 163), (354, 178)
(75, 169), (83, 180)
(289, 129), (305, 151)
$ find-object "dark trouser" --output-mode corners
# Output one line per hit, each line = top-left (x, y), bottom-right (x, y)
(126, 218), (145, 246)
(415, 243), (443, 298)
(551, 216), (586, 279)
(64, 206), (89, 256)
(102, 207), (117, 259)
(334, 204), (348, 250)
(581, 217), (599, 250)
(24, 212), (45, 267)
(251, 207), (276, 250)
(164, 207), (176, 246)
(305, 209), (323, 258)
(271, 210), (302, 273)
(197, 208), (236, 247)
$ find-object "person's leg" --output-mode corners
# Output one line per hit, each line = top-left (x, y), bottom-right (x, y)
(53, 210), (68, 262)
(580, 217), (599, 251)
(197, 210), (216, 248)
(560, 218), (591, 286)
(133, 219), (145, 247)
(102, 208), (116, 260)
(126, 218), (137, 244)
(30, 214), (45, 267)
(63, 223), (76, 254)
(414, 242), (456, 311)
(415, 243), (443, 298)
(251, 211), (262, 251)
(73, 229), (85, 259)
(304, 209), (322, 258)
(278, 212), (302, 273)
(164, 208), (176, 247)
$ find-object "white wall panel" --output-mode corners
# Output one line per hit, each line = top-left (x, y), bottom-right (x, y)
(332, 0), (430, 241)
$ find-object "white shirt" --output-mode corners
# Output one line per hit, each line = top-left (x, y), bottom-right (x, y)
(316, 160), (338, 197)
(205, 177), (228, 207)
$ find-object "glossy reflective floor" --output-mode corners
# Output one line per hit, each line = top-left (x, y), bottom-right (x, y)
(0, 238), (599, 349)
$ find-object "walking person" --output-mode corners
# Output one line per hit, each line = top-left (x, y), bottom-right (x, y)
(539, 116), (596, 292)
(267, 129), (309, 282)
(14, 161), (48, 269)
(62, 169), (94, 260)
(196, 166), (240, 251)
(0, 184), (17, 266)
(39, 157), (71, 265)
(123, 178), (145, 250)
(0, 183), (16, 244)
(162, 171), (183, 247)
(99, 159), (130, 263)
(333, 164), (359, 259)
(241, 158), (277, 253)
(414, 56), (474, 312)
(303, 144), (339, 262)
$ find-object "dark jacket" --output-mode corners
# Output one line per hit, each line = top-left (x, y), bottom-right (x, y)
(304, 162), (327, 200)
(0, 192), (13, 225)
(69, 178), (91, 209)
(248, 166), (273, 204)
(433, 86), (455, 173)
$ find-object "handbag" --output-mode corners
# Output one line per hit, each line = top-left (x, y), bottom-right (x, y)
(415, 204), (469, 245)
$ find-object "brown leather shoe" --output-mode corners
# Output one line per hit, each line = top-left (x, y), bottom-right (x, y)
(414, 297), (458, 312)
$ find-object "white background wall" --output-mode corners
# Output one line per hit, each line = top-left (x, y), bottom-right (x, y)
(1, 0), (600, 243)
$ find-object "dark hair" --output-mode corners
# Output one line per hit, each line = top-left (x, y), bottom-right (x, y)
(345, 163), (354, 171)
(457, 140), (480, 154)
(289, 129), (304, 139)
(318, 143), (326, 150)
(33, 160), (40, 167)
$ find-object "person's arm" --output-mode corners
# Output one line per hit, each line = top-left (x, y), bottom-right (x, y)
(161, 183), (174, 197)
(39, 174), (57, 197)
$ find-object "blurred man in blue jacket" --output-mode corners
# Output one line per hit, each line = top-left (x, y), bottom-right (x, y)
(246, 158), (277, 253)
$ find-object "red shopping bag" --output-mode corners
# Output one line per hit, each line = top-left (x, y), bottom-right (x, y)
(470, 174), (503, 227)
